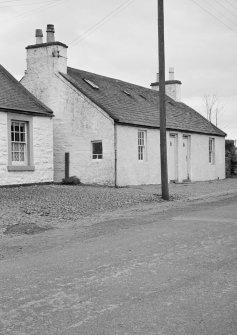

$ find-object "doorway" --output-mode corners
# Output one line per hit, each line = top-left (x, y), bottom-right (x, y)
(181, 135), (191, 181)
(168, 133), (178, 182)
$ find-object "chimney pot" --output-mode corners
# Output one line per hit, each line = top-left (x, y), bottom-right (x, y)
(46, 24), (55, 43)
(35, 29), (43, 44)
(169, 67), (175, 80)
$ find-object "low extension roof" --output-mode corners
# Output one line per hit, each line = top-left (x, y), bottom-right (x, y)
(61, 67), (226, 137)
(0, 64), (53, 116)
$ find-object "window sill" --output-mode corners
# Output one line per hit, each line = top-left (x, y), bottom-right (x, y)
(7, 165), (35, 172)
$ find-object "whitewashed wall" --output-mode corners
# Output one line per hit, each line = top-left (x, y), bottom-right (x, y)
(188, 133), (225, 181)
(116, 125), (225, 186)
(22, 53), (115, 185)
(116, 125), (161, 186)
(0, 112), (53, 186)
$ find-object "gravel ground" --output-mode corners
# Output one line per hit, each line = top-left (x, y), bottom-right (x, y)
(1, 178), (237, 236)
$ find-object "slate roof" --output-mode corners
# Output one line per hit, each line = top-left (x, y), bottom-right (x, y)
(61, 67), (226, 137)
(0, 64), (53, 116)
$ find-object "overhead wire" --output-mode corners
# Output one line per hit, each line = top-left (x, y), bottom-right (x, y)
(204, 0), (237, 30)
(190, 0), (237, 33)
(225, 0), (237, 11)
(214, 0), (237, 22)
(0, 0), (53, 4)
(68, 0), (135, 47)
(14, 0), (64, 18)
(0, 0), (56, 7)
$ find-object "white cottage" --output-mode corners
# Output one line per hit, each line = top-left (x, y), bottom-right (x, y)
(21, 25), (226, 187)
(0, 64), (54, 186)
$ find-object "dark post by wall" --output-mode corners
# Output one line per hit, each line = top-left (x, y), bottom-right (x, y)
(65, 152), (69, 179)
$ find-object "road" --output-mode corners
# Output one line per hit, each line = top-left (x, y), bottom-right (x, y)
(0, 196), (237, 335)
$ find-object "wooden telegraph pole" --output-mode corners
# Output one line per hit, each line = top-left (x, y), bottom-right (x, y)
(158, 0), (169, 200)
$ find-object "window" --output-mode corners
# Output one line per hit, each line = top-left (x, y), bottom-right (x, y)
(92, 141), (103, 159)
(83, 79), (99, 89)
(11, 121), (27, 164)
(122, 90), (131, 97)
(7, 114), (34, 171)
(209, 138), (215, 164)
(138, 130), (146, 161)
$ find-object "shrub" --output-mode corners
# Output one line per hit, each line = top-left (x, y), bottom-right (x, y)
(62, 176), (81, 185)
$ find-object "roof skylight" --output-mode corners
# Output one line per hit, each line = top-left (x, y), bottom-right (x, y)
(83, 78), (99, 89)
(122, 90), (131, 96)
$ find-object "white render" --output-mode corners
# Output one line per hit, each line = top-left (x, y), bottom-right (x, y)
(0, 112), (53, 186)
(22, 44), (115, 185)
(21, 29), (225, 187)
(116, 125), (225, 186)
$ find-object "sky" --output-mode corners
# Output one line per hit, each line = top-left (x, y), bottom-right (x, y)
(1, 0), (237, 140)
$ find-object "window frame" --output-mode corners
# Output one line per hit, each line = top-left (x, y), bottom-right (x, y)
(7, 113), (35, 171)
(138, 130), (147, 161)
(11, 121), (28, 165)
(209, 137), (215, 164)
(91, 140), (103, 160)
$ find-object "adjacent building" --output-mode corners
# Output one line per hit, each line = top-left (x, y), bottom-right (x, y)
(0, 64), (54, 186)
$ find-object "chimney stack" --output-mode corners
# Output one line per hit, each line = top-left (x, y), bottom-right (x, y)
(25, 24), (68, 76)
(169, 67), (174, 80)
(35, 29), (43, 44)
(150, 67), (182, 101)
(46, 24), (55, 43)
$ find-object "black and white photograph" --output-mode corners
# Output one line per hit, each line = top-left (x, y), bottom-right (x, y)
(0, 0), (237, 334)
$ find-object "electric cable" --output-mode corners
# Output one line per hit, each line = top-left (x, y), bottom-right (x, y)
(15, 0), (63, 18)
(69, 0), (135, 46)
(190, 0), (237, 33)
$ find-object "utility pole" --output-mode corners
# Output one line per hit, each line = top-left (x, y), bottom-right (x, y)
(158, 0), (169, 200)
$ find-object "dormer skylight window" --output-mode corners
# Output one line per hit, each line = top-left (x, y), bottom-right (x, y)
(83, 78), (99, 89)
(122, 90), (131, 96)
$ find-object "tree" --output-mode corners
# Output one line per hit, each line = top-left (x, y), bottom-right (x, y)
(203, 94), (223, 127)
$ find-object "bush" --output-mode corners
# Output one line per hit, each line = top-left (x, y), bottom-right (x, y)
(62, 176), (81, 185)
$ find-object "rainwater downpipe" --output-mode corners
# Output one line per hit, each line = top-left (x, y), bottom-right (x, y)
(114, 122), (118, 187)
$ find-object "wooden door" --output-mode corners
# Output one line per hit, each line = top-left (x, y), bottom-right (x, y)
(181, 135), (190, 181)
(168, 133), (178, 182)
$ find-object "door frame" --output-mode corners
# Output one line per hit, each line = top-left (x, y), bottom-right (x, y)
(169, 132), (178, 182)
(182, 134), (191, 182)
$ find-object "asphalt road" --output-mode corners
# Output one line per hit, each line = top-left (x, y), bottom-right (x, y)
(1, 196), (237, 335)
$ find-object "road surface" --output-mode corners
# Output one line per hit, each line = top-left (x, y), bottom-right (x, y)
(1, 196), (237, 334)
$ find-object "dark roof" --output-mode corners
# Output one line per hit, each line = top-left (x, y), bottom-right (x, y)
(61, 67), (226, 137)
(0, 64), (53, 116)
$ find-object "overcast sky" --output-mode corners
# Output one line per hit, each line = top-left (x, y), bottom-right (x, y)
(1, 0), (237, 139)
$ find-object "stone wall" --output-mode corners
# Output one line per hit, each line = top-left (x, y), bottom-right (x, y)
(0, 112), (54, 186)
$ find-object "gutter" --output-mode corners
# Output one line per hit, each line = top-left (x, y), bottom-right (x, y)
(0, 107), (54, 118)
(115, 121), (226, 137)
